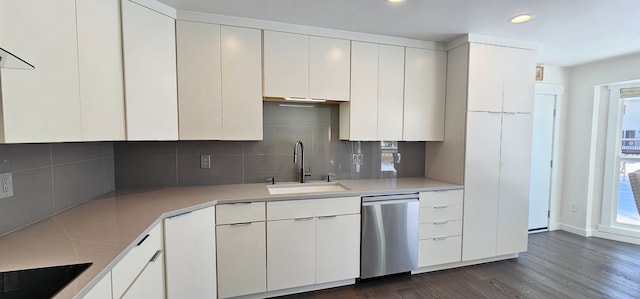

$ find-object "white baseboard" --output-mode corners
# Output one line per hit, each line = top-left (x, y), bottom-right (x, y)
(229, 279), (354, 299)
(557, 223), (593, 237)
(411, 253), (518, 274)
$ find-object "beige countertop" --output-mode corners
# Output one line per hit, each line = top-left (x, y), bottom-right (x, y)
(0, 177), (462, 298)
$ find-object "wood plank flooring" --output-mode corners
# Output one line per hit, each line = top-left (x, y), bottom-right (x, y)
(277, 231), (640, 299)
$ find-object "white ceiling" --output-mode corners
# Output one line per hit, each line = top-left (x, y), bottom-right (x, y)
(158, 0), (640, 67)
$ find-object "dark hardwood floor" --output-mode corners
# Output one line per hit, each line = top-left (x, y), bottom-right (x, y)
(277, 231), (640, 299)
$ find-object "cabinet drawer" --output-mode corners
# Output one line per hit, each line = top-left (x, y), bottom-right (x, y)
(419, 189), (463, 207)
(267, 197), (360, 221)
(217, 201), (265, 225)
(112, 222), (163, 299)
(419, 204), (463, 223)
(419, 220), (462, 239)
(418, 236), (462, 267)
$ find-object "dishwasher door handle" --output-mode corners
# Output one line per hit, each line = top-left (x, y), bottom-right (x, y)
(362, 198), (418, 206)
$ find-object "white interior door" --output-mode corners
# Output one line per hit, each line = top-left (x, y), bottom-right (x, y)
(528, 94), (556, 230)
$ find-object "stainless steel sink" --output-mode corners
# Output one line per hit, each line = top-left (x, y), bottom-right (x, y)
(267, 182), (349, 195)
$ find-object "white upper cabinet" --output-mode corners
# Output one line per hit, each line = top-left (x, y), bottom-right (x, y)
(345, 41), (379, 140)
(309, 36), (351, 101)
(77, 0), (126, 141)
(403, 47), (447, 141)
(176, 20), (222, 140)
(221, 25), (263, 140)
(503, 48), (536, 113)
(176, 23), (262, 141)
(342, 42), (404, 141)
(377, 44), (405, 141)
(467, 43), (535, 113)
(263, 31), (350, 101)
(263, 31), (309, 99)
(0, 0), (81, 143)
(467, 43), (504, 112)
(122, 0), (178, 140)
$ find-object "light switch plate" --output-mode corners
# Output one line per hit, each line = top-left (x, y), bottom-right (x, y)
(0, 172), (14, 199)
(200, 155), (211, 169)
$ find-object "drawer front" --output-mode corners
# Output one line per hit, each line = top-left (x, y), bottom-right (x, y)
(419, 220), (462, 239)
(267, 197), (360, 220)
(217, 201), (265, 225)
(419, 204), (463, 223)
(418, 236), (462, 267)
(419, 189), (463, 207)
(112, 222), (163, 299)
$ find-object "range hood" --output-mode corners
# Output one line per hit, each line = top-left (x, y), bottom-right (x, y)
(0, 47), (34, 70)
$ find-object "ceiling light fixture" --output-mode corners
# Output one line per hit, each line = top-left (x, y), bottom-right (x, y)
(509, 14), (534, 24)
(386, 0), (405, 3)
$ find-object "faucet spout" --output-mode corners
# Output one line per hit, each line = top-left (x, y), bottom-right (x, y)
(294, 141), (305, 183)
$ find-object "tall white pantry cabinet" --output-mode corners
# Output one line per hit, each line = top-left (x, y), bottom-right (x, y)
(425, 41), (536, 263)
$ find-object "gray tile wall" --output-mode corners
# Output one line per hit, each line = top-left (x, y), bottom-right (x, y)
(0, 142), (114, 236)
(115, 102), (425, 188)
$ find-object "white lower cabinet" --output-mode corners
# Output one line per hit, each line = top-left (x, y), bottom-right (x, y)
(316, 214), (360, 284)
(417, 189), (464, 268)
(121, 250), (165, 299)
(111, 223), (163, 299)
(164, 206), (217, 299)
(266, 197), (360, 292)
(267, 218), (316, 291)
(216, 202), (266, 298)
(83, 271), (112, 299)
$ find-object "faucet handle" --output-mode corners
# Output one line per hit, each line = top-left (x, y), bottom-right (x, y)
(265, 177), (276, 185)
(326, 174), (335, 182)
(304, 166), (311, 177)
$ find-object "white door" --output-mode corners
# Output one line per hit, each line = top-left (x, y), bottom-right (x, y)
(528, 94), (556, 231)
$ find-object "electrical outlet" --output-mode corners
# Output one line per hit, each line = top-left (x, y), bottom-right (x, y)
(0, 172), (13, 199)
(569, 202), (578, 212)
(352, 153), (363, 165)
(200, 155), (211, 169)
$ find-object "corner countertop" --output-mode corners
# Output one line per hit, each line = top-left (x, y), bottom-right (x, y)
(0, 177), (462, 298)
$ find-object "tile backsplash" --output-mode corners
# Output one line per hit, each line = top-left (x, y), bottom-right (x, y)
(0, 142), (114, 236)
(115, 102), (425, 188)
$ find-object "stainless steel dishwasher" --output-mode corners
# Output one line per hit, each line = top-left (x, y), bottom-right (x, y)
(360, 193), (419, 279)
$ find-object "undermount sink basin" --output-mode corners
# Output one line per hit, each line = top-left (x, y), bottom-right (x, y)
(267, 182), (349, 195)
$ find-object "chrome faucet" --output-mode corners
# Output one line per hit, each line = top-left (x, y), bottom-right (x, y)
(293, 140), (311, 183)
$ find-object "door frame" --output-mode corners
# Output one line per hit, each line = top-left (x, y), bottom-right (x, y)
(533, 83), (564, 231)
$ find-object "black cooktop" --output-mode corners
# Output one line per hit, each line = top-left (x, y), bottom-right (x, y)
(0, 263), (92, 299)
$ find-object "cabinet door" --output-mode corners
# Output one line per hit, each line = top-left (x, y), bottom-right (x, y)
(309, 36), (351, 101)
(503, 48), (536, 113)
(267, 218), (316, 291)
(403, 48), (447, 141)
(377, 45), (405, 141)
(83, 272), (112, 299)
(497, 113), (533, 255)
(348, 41), (379, 140)
(221, 26), (263, 140)
(121, 250), (165, 299)
(217, 222), (266, 298)
(316, 214), (360, 284)
(0, 0), (81, 142)
(164, 207), (216, 299)
(462, 112), (501, 261)
(122, 0), (178, 140)
(467, 43), (505, 112)
(263, 31), (309, 99)
(77, 0), (126, 141)
(176, 21), (222, 140)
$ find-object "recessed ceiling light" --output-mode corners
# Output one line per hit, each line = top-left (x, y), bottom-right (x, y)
(386, 0), (405, 3)
(509, 14), (534, 24)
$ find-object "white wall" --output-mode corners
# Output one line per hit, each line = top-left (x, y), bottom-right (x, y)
(538, 65), (570, 86)
(560, 51), (640, 234)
